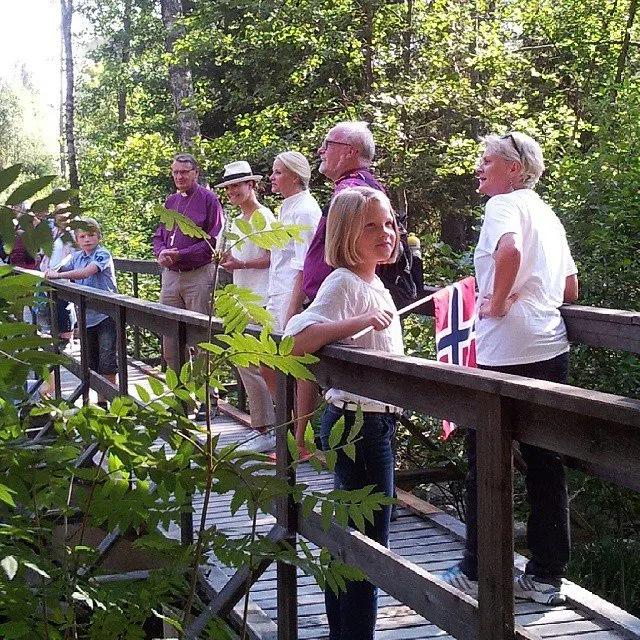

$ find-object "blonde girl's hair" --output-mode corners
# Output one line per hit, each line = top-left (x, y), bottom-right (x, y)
(325, 186), (400, 269)
(74, 217), (102, 239)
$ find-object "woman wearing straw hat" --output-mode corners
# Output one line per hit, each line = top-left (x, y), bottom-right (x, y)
(217, 161), (278, 452)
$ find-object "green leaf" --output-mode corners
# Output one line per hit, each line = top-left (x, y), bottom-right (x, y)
(301, 494), (318, 519)
(324, 449), (337, 471)
(236, 218), (252, 235)
(147, 376), (165, 396)
(135, 384), (151, 403)
(0, 620), (31, 638)
(0, 207), (16, 250)
(0, 483), (16, 507)
(335, 502), (349, 527)
(347, 408), (364, 442)
(5, 176), (57, 206)
(328, 417), (345, 449)
(321, 500), (334, 531)
(1, 555), (18, 580)
(279, 335), (295, 356)
(22, 218), (54, 259)
(158, 205), (210, 240)
(287, 431), (299, 461)
(23, 561), (50, 578)
(303, 421), (316, 452)
(350, 506), (366, 533)
(165, 368), (178, 390)
(71, 587), (94, 609)
(252, 210), (267, 231)
(31, 188), (77, 212)
(343, 443), (356, 462)
(0, 165), (22, 193)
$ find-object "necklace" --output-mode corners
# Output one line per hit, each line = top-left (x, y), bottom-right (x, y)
(169, 185), (198, 246)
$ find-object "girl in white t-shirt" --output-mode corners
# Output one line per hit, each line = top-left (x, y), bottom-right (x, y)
(285, 186), (403, 640)
(217, 161), (277, 453)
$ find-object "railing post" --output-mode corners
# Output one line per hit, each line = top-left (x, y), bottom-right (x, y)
(132, 272), (141, 359)
(177, 320), (194, 547)
(275, 372), (297, 640)
(78, 297), (90, 405)
(50, 288), (62, 400)
(116, 307), (128, 395)
(476, 391), (515, 640)
(236, 368), (247, 413)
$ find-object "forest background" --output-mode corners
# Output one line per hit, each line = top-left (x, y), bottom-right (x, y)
(1, 0), (640, 617)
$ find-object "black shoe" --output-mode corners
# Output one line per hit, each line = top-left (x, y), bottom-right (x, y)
(195, 401), (218, 422)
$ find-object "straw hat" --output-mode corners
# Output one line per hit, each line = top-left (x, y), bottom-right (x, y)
(214, 161), (262, 187)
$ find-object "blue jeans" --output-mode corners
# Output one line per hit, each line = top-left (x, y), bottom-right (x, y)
(459, 352), (571, 583)
(320, 404), (396, 640)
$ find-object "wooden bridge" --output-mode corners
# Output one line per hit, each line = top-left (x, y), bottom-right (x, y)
(40, 258), (640, 640)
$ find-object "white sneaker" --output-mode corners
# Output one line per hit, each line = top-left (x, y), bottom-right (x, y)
(236, 431), (276, 453)
(438, 565), (478, 598)
(514, 574), (566, 606)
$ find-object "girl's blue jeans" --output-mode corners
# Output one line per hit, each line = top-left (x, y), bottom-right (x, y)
(320, 404), (396, 640)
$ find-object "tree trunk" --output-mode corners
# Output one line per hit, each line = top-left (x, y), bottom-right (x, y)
(160, 0), (201, 149)
(359, 0), (375, 93)
(61, 0), (79, 200)
(614, 0), (637, 85)
(59, 26), (66, 179)
(118, 0), (133, 125)
(396, 0), (413, 221)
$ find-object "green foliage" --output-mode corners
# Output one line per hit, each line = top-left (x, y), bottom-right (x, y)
(0, 79), (55, 178)
(0, 165), (391, 637)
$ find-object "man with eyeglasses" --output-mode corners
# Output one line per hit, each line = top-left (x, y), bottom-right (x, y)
(152, 153), (224, 418)
(293, 121), (384, 311)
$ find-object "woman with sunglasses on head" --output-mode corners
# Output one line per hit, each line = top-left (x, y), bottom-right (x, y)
(441, 132), (579, 607)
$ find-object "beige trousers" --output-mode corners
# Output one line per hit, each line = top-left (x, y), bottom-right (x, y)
(237, 365), (276, 429)
(160, 264), (215, 373)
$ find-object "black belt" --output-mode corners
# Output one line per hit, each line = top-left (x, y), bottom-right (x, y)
(170, 264), (208, 273)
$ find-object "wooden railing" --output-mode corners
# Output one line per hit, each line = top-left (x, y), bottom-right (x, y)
(43, 268), (640, 640)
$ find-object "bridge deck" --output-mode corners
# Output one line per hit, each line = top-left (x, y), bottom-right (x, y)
(56, 355), (640, 640)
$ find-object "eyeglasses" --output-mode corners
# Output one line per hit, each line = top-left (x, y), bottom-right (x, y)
(171, 169), (195, 177)
(321, 139), (352, 151)
(501, 133), (523, 159)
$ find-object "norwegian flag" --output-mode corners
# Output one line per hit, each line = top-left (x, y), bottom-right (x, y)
(433, 276), (477, 438)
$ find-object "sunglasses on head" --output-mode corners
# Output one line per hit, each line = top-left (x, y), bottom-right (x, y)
(501, 133), (523, 159)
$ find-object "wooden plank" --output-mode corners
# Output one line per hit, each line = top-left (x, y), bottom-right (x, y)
(219, 399), (252, 428)
(296, 508), (479, 639)
(185, 525), (285, 639)
(113, 257), (162, 275)
(551, 632), (626, 640)
(396, 488), (444, 518)
(476, 392), (515, 640)
(527, 619), (613, 637)
(562, 581), (640, 638)
(198, 564), (278, 640)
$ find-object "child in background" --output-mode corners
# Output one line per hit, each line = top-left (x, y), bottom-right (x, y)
(284, 186), (403, 640)
(45, 217), (118, 406)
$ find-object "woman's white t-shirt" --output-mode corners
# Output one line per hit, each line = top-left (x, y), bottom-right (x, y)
(474, 189), (578, 366)
(268, 190), (321, 297)
(230, 206), (275, 305)
(285, 268), (404, 411)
